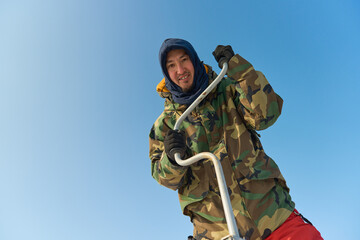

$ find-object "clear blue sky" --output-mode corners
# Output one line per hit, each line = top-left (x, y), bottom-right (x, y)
(1, 0), (359, 239)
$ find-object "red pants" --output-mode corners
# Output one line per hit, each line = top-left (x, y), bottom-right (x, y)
(265, 209), (323, 240)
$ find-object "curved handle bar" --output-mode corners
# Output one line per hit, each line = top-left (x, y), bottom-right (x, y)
(173, 63), (228, 131)
(173, 62), (242, 240)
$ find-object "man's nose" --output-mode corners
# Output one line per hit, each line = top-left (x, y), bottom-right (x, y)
(176, 63), (185, 74)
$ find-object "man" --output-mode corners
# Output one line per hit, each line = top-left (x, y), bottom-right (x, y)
(149, 38), (322, 240)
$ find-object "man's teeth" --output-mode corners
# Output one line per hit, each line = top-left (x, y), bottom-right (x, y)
(179, 74), (188, 80)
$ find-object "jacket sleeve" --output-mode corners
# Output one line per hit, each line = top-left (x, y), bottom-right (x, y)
(149, 116), (188, 191)
(227, 54), (283, 130)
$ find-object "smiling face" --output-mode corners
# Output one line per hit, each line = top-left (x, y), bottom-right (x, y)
(166, 49), (195, 93)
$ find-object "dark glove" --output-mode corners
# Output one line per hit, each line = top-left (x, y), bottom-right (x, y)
(164, 129), (187, 165)
(212, 45), (235, 69)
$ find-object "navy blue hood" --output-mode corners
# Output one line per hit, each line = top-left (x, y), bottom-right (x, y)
(159, 38), (208, 105)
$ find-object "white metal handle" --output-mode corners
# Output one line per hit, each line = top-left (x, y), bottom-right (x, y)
(173, 63), (242, 240)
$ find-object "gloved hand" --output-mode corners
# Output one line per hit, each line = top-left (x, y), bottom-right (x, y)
(164, 129), (188, 165)
(212, 45), (235, 69)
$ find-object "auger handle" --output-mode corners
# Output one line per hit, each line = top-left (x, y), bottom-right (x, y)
(172, 62), (243, 240)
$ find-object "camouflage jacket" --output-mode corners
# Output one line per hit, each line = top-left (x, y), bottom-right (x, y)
(149, 54), (295, 240)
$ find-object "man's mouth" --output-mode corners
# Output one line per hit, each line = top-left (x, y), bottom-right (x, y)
(178, 73), (190, 81)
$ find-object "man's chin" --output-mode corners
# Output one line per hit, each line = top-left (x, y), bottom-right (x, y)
(181, 83), (194, 93)
(182, 86), (194, 93)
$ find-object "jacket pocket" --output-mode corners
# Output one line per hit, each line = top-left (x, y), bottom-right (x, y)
(178, 162), (210, 214)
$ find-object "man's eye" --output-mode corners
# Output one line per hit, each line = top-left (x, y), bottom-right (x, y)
(167, 64), (175, 70)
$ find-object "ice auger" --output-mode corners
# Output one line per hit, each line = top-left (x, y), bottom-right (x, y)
(171, 62), (243, 240)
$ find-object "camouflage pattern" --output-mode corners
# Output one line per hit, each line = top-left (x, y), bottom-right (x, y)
(149, 54), (295, 240)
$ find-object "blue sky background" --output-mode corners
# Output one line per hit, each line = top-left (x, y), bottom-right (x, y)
(1, 0), (359, 239)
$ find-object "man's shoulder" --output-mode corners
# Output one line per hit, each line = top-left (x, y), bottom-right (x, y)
(152, 107), (177, 129)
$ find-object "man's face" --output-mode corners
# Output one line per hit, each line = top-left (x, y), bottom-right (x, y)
(166, 49), (195, 93)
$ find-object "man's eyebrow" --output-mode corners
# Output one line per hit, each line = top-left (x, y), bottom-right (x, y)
(166, 54), (188, 64)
